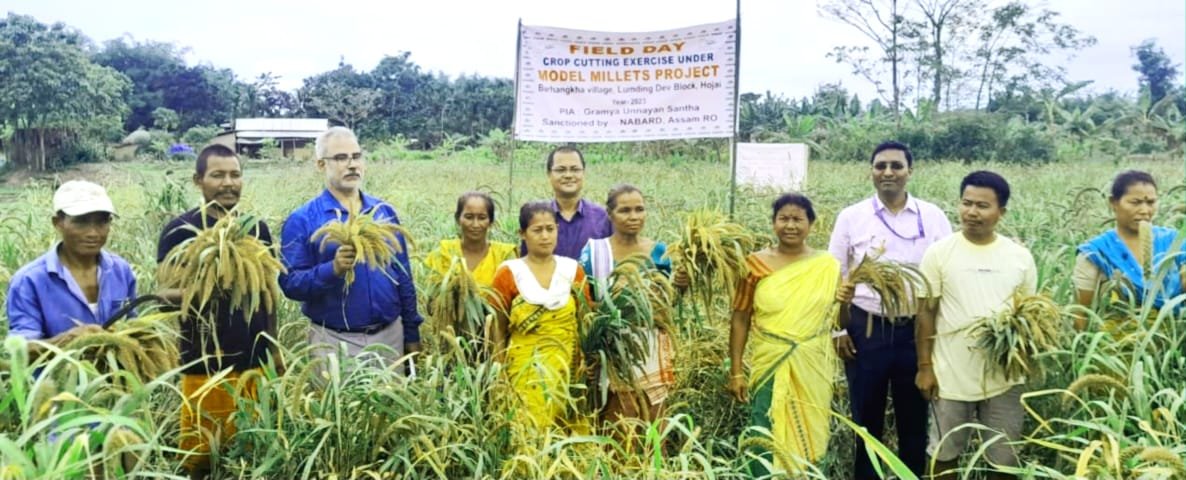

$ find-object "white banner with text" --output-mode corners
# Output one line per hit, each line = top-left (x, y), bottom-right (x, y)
(513, 20), (737, 142)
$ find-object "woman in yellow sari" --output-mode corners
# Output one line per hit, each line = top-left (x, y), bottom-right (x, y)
(424, 191), (518, 285)
(492, 201), (591, 432)
(728, 193), (841, 476)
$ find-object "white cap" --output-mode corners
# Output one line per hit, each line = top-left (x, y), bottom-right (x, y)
(53, 181), (116, 217)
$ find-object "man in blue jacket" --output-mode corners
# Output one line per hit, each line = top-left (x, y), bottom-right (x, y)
(279, 126), (422, 371)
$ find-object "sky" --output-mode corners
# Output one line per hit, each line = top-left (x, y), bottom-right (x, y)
(8, 0), (1185, 102)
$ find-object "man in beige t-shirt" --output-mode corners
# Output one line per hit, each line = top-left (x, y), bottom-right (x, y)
(916, 171), (1037, 480)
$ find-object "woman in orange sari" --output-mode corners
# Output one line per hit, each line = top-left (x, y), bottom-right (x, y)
(728, 193), (841, 476)
(491, 201), (591, 433)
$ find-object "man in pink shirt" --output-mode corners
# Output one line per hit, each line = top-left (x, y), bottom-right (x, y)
(828, 141), (953, 479)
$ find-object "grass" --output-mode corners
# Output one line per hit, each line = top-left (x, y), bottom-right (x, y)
(0, 153), (1183, 479)
(59, 311), (181, 385)
(971, 292), (1064, 383)
(423, 256), (496, 362)
(667, 208), (760, 326)
(844, 252), (930, 336)
(579, 254), (674, 407)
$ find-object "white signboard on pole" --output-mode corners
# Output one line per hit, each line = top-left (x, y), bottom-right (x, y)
(736, 143), (809, 191)
(513, 20), (736, 142)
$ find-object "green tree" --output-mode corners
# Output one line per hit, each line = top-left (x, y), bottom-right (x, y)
(440, 75), (514, 139)
(739, 91), (796, 141)
(1116, 93), (1184, 154)
(92, 37), (183, 130)
(299, 64), (381, 130)
(369, 52), (434, 139)
(238, 72), (298, 118)
(151, 107), (179, 132)
(969, 2), (1096, 110)
(292, 52), (515, 147)
(181, 125), (220, 147)
(913, 0), (976, 109)
(93, 37), (238, 131)
(810, 83), (858, 117)
(1037, 80), (1093, 133)
(0, 13), (130, 170)
(164, 64), (237, 130)
(819, 0), (916, 119)
(1131, 39), (1179, 105)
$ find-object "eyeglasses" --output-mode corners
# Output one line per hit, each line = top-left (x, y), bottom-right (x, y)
(550, 167), (584, 175)
(873, 161), (907, 171)
(323, 152), (364, 163)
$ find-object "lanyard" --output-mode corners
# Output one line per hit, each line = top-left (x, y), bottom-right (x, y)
(872, 197), (925, 241)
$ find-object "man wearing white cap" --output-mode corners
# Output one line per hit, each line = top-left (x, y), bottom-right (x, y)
(5, 180), (137, 354)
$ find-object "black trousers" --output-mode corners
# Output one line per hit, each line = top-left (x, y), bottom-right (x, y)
(845, 305), (928, 479)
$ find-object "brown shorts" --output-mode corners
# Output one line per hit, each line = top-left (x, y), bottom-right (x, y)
(927, 385), (1024, 466)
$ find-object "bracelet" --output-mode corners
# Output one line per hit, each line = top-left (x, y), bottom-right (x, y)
(917, 361), (933, 368)
(831, 329), (849, 339)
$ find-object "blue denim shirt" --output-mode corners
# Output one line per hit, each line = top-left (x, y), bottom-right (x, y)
(6, 244), (138, 339)
(278, 189), (422, 342)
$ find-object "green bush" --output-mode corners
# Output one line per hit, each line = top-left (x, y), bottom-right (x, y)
(182, 125), (221, 148)
(58, 139), (106, 165)
(257, 139), (281, 159)
(816, 115), (896, 162)
(479, 128), (513, 163)
(84, 115), (127, 144)
(819, 112), (1057, 164)
(891, 124), (934, 161)
(124, 128), (152, 147)
(366, 135), (414, 161)
(139, 129), (177, 160)
(931, 112), (999, 161)
(151, 107), (180, 132)
(998, 118), (1055, 163)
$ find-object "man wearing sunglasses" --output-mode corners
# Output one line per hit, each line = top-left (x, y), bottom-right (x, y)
(279, 126), (422, 371)
(827, 141), (952, 479)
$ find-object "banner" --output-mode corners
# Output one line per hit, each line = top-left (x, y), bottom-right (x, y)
(513, 20), (737, 142)
(736, 143), (809, 191)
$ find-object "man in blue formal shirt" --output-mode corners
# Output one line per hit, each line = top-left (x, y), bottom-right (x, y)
(279, 126), (422, 371)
